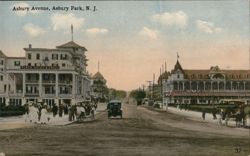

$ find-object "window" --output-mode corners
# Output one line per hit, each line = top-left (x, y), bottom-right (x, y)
(43, 74), (49, 80)
(14, 61), (20, 66)
(52, 54), (58, 60)
(177, 74), (180, 79)
(36, 54), (40, 60)
(62, 63), (65, 67)
(0, 76), (3, 81)
(28, 53), (31, 60)
(60, 54), (68, 60)
(28, 63), (31, 66)
(0, 60), (3, 65)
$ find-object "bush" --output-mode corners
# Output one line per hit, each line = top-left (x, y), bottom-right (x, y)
(0, 111), (25, 117)
(0, 105), (25, 117)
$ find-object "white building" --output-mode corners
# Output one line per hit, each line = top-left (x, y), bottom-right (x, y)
(0, 41), (91, 106)
(162, 60), (250, 105)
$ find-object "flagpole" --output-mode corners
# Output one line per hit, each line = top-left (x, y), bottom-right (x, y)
(71, 24), (73, 41)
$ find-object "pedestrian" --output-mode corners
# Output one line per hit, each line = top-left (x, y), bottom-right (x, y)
(212, 107), (217, 120)
(59, 104), (63, 117)
(218, 109), (222, 126)
(241, 108), (246, 127)
(64, 104), (68, 115)
(37, 104), (42, 122)
(52, 104), (58, 117)
(70, 105), (76, 121)
(202, 109), (206, 120)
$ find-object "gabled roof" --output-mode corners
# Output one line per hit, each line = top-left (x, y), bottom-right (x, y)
(7, 57), (25, 59)
(172, 60), (184, 74)
(183, 69), (250, 80)
(93, 71), (105, 80)
(0, 50), (6, 58)
(56, 41), (87, 51)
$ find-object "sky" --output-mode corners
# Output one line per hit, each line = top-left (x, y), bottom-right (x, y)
(0, 1), (249, 91)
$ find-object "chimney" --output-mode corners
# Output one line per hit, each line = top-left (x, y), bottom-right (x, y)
(29, 44), (32, 49)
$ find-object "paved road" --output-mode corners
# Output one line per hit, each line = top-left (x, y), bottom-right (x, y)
(0, 101), (249, 156)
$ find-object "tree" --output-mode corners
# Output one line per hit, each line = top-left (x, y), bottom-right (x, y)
(129, 89), (146, 105)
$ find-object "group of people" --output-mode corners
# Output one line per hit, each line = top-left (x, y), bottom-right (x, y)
(23, 101), (98, 124)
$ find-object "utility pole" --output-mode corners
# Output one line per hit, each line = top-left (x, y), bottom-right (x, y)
(71, 24), (74, 41)
(147, 81), (152, 99)
(152, 73), (155, 101)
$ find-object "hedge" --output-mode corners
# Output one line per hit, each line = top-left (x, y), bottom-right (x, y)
(0, 105), (25, 117)
(0, 111), (25, 117)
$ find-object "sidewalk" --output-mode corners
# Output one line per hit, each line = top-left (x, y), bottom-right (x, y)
(0, 103), (107, 130)
(162, 106), (250, 127)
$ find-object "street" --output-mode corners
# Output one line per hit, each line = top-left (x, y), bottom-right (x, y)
(0, 101), (249, 156)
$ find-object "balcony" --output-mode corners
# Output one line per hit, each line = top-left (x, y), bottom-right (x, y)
(9, 93), (23, 97)
(58, 80), (72, 84)
(42, 80), (56, 84)
(26, 80), (39, 84)
(43, 93), (56, 98)
(58, 94), (72, 98)
(25, 93), (39, 97)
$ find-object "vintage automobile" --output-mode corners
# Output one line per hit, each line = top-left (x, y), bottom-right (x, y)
(107, 100), (123, 119)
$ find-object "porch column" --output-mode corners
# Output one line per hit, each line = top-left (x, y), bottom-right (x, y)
(55, 73), (58, 97)
(211, 81), (213, 91)
(189, 81), (191, 91)
(82, 77), (85, 98)
(6, 73), (9, 96)
(5, 73), (9, 105)
(177, 81), (180, 91)
(72, 74), (75, 97)
(22, 73), (26, 97)
(244, 81), (246, 90)
(39, 73), (42, 98)
(217, 81), (219, 91)
(203, 81), (206, 91)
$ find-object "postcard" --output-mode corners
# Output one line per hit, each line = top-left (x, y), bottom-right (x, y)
(0, 1), (249, 156)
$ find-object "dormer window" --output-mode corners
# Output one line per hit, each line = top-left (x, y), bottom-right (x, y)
(177, 74), (180, 79)
(14, 61), (20, 66)
(36, 54), (40, 60)
(28, 53), (31, 60)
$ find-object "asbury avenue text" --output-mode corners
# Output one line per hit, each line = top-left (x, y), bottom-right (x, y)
(12, 5), (97, 12)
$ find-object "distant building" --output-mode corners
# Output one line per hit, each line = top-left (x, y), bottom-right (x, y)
(163, 60), (250, 105)
(0, 41), (91, 106)
(92, 71), (108, 102)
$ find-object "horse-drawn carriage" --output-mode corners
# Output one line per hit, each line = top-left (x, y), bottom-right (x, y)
(76, 101), (96, 122)
(217, 100), (249, 127)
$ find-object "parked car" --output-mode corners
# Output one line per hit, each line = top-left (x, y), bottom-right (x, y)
(107, 100), (122, 119)
(153, 101), (162, 108)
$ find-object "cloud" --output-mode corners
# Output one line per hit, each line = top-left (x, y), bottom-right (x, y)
(138, 27), (158, 40)
(86, 28), (108, 35)
(196, 20), (222, 34)
(51, 13), (84, 32)
(151, 11), (188, 28)
(23, 23), (45, 37)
